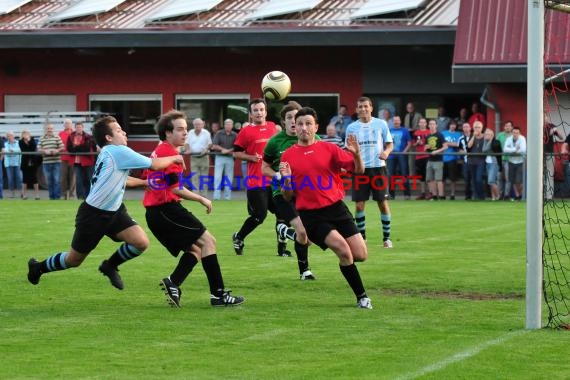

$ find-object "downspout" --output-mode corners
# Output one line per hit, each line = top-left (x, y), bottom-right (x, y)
(480, 87), (501, 134)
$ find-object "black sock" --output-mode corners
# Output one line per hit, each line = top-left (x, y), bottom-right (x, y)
(108, 244), (142, 267)
(237, 216), (261, 240)
(202, 254), (225, 296)
(339, 264), (367, 300)
(294, 241), (309, 273)
(170, 251), (198, 286)
(39, 252), (69, 273)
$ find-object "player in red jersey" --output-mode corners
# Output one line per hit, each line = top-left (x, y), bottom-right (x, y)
(231, 98), (288, 256)
(143, 110), (244, 308)
(280, 107), (373, 309)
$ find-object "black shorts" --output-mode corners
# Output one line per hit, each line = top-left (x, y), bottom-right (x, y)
(246, 187), (276, 220)
(299, 201), (359, 250)
(444, 160), (459, 181)
(415, 157), (428, 181)
(351, 167), (390, 202)
(273, 194), (299, 224)
(71, 202), (138, 254)
(145, 202), (206, 257)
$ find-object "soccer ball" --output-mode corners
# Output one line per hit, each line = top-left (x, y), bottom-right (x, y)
(261, 71), (291, 101)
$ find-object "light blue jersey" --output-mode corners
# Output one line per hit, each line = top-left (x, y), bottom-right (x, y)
(442, 130), (462, 163)
(345, 117), (392, 168)
(86, 145), (152, 211)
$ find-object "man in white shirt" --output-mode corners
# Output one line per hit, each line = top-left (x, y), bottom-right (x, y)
(184, 118), (212, 196)
(502, 126), (526, 201)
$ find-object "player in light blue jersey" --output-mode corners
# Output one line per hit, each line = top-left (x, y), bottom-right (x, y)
(345, 96), (394, 247)
(27, 116), (184, 290)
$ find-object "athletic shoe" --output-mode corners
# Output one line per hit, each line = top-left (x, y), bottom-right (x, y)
(232, 232), (244, 255)
(357, 297), (373, 309)
(160, 277), (181, 308)
(277, 242), (292, 257)
(210, 290), (245, 307)
(300, 270), (316, 280)
(277, 223), (296, 242)
(27, 258), (42, 285)
(383, 239), (393, 248)
(98, 260), (124, 290)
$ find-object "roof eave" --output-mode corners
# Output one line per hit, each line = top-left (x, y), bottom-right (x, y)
(0, 27), (456, 49)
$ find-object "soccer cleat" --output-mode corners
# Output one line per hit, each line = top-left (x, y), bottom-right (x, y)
(160, 277), (181, 308)
(98, 260), (124, 290)
(210, 290), (245, 307)
(232, 232), (244, 255)
(27, 258), (42, 285)
(300, 270), (316, 280)
(277, 242), (292, 257)
(383, 239), (393, 248)
(357, 297), (373, 309)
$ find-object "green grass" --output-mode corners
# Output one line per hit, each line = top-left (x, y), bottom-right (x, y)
(1, 196), (569, 379)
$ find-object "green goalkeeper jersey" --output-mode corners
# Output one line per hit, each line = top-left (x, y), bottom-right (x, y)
(263, 130), (320, 197)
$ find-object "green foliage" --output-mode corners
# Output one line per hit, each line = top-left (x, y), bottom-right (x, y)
(1, 197), (568, 379)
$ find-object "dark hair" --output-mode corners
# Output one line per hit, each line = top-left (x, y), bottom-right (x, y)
(280, 101), (302, 123)
(155, 110), (186, 141)
(92, 116), (117, 147)
(249, 98), (267, 113)
(295, 107), (319, 123)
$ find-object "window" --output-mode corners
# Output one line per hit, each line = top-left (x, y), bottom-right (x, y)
(176, 94), (250, 129)
(89, 94), (162, 136)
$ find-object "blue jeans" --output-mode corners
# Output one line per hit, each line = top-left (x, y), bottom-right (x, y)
(213, 155), (234, 200)
(43, 162), (61, 199)
(387, 155), (410, 197)
(462, 162), (472, 199)
(74, 164), (93, 199)
(5, 165), (22, 193)
(469, 162), (486, 200)
(0, 161), (3, 199)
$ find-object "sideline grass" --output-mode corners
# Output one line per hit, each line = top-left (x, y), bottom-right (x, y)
(1, 197), (569, 379)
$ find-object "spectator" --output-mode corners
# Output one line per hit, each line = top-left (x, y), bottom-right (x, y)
(19, 130), (41, 200)
(210, 118), (237, 200)
(3, 131), (22, 198)
(387, 115), (412, 199)
(210, 121), (221, 136)
(184, 118), (212, 197)
(436, 106), (451, 133)
(457, 122), (473, 200)
(467, 121), (486, 200)
(39, 124), (64, 200)
(404, 102), (423, 178)
(59, 119), (75, 200)
(503, 126), (527, 201)
(380, 108), (394, 129)
(455, 107), (468, 126)
(496, 121), (513, 200)
(321, 123), (344, 148)
(442, 120), (462, 200)
(468, 102), (485, 127)
(328, 104), (352, 139)
(483, 128), (502, 201)
(425, 119), (447, 200)
(544, 116), (560, 201)
(67, 122), (96, 200)
(413, 118), (430, 199)
(403, 102), (422, 131)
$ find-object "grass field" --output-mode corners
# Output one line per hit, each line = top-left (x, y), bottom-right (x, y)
(2, 196), (569, 379)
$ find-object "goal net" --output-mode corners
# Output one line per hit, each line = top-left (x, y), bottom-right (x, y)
(542, 0), (570, 329)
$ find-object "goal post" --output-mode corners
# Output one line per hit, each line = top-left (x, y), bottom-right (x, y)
(526, 0), (544, 330)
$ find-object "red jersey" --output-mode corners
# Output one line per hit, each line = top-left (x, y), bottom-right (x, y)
(413, 129), (431, 160)
(59, 130), (74, 164)
(234, 121), (277, 188)
(281, 141), (355, 210)
(143, 142), (183, 207)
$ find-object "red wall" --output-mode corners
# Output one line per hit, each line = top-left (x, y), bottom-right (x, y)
(487, 84), (527, 135)
(0, 47), (363, 112)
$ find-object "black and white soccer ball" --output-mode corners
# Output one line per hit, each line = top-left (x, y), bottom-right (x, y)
(261, 71), (291, 101)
